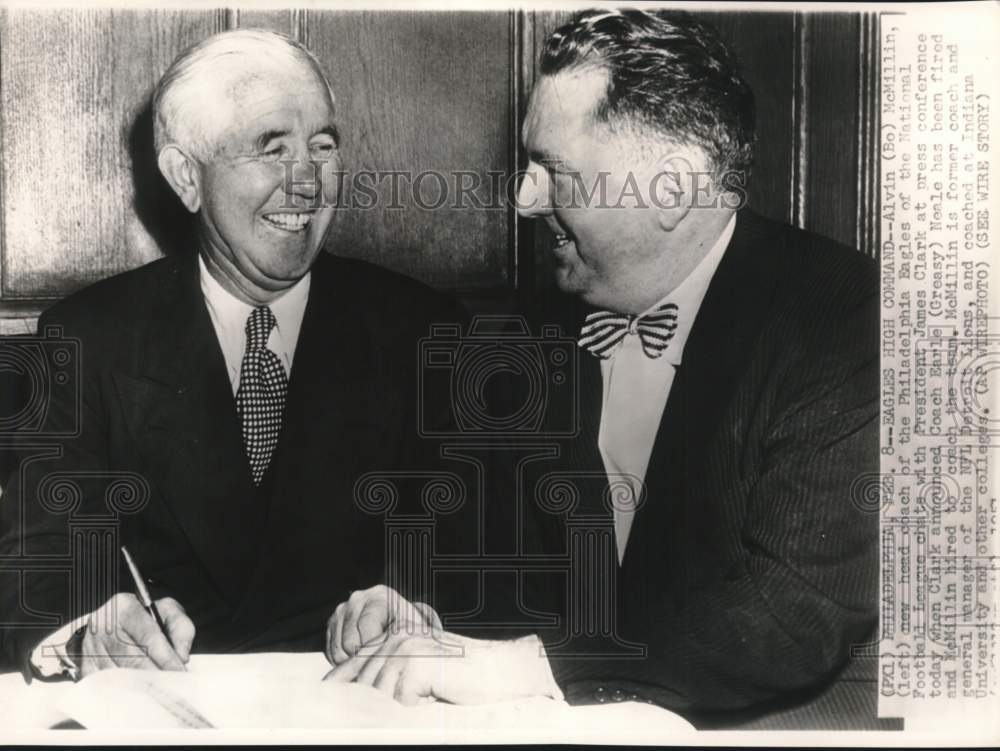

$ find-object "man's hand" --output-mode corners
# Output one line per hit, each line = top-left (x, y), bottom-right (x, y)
(71, 593), (195, 678)
(325, 585), (442, 665)
(324, 630), (563, 706)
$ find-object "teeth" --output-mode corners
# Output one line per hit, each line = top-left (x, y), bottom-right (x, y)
(263, 212), (312, 231)
(553, 234), (570, 247)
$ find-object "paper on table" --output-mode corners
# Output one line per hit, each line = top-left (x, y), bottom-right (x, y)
(0, 672), (77, 730)
(54, 652), (693, 733)
(56, 652), (408, 729)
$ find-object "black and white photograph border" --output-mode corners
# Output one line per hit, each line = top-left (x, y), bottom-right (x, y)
(0, 0), (996, 746)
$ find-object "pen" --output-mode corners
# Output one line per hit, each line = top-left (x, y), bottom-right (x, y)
(121, 545), (187, 671)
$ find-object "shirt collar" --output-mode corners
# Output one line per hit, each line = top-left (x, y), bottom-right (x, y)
(640, 212), (736, 366)
(198, 254), (311, 365)
(267, 268), (311, 354)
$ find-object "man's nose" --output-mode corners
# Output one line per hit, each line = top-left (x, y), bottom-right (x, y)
(284, 157), (323, 204)
(515, 163), (552, 218)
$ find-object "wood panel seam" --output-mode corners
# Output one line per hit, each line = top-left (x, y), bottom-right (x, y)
(856, 11), (881, 259)
(790, 11), (810, 230)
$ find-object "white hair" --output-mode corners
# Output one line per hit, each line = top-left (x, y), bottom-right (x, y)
(152, 28), (335, 160)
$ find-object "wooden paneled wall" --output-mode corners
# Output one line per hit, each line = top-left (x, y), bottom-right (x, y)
(0, 8), (879, 334)
(303, 11), (513, 293)
(0, 9), (224, 331)
(702, 10), (879, 255)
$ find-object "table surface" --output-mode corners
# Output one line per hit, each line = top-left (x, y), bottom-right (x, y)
(0, 652), (694, 743)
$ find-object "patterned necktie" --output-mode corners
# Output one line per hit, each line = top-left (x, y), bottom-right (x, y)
(235, 306), (288, 485)
(578, 302), (679, 359)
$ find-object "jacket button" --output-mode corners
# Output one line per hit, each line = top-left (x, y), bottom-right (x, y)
(593, 686), (608, 703)
(611, 688), (626, 702)
(628, 692), (640, 701)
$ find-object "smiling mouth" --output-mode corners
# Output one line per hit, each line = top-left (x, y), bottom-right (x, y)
(262, 212), (314, 232)
(553, 232), (570, 248)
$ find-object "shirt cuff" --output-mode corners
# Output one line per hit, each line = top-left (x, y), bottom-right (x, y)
(521, 634), (565, 701)
(29, 614), (90, 681)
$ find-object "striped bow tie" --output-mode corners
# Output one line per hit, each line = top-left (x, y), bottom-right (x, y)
(578, 302), (679, 359)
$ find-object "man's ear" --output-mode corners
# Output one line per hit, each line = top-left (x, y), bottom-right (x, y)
(650, 154), (696, 231)
(157, 145), (202, 214)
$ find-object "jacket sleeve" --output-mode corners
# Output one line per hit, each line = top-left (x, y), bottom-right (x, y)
(0, 308), (113, 675)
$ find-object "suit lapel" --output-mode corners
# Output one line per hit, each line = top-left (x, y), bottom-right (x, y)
(621, 210), (785, 574)
(112, 254), (259, 607)
(571, 337), (608, 515)
(233, 254), (406, 614)
(253, 254), (364, 533)
(521, 295), (610, 561)
(552, 296), (609, 517)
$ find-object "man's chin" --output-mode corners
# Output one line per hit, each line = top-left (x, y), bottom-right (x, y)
(258, 268), (311, 289)
(553, 265), (588, 296)
(262, 247), (323, 280)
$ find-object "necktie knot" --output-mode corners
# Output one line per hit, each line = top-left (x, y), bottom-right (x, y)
(245, 306), (277, 351)
(579, 302), (679, 359)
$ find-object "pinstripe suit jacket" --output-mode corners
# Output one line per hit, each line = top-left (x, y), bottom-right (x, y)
(516, 209), (879, 719)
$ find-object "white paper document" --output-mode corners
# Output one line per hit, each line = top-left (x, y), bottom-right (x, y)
(52, 653), (692, 733)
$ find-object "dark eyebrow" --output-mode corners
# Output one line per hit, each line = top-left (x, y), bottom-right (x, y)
(315, 125), (340, 146)
(255, 129), (289, 152)
(253, 125), (340, 152)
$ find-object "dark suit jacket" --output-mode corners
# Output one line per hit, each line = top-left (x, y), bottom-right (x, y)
(0, 251), (464, 672)
(514, 210), (879, 719)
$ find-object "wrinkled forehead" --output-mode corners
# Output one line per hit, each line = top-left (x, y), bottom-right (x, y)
(222, 59), (332, 103)
(204, 61), (336, 149)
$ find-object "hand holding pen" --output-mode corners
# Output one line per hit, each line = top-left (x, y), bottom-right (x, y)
(121, 546), (192, 672)
(63, 548), (195, 679)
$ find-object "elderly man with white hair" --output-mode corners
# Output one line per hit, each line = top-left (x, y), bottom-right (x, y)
(0, 29), (463, 680)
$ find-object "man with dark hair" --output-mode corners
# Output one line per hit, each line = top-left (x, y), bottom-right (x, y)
(537, 8), (755, 195)
(325, 9), (878, 723)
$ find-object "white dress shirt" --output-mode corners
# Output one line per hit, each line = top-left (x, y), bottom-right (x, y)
(598, 214), (736, 562)
(199, 255), (310, 394)
(30, 256), (311, 678)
